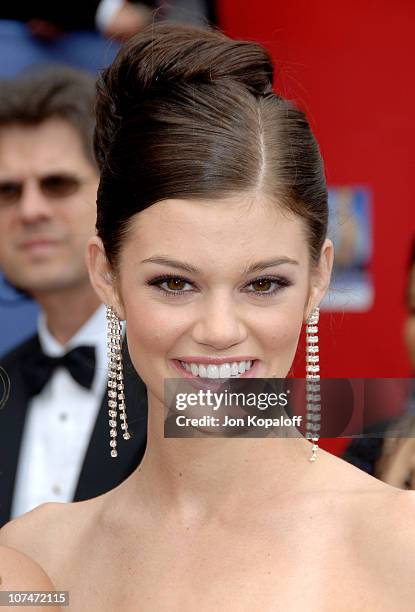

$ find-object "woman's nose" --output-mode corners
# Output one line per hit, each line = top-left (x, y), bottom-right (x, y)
(191, 293), (248, 350)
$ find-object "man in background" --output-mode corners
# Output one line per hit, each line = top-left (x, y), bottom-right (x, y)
(0, 67), (147, 527)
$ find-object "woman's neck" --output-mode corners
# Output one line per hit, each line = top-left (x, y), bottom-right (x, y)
(126, 393), (319, 523)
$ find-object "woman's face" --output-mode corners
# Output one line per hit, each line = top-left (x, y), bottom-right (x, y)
(89, 194), (332, 405)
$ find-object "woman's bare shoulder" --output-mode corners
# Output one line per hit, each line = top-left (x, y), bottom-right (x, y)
(317, 454), (415, 606)
(0, 499), (99, 569)
(350, 485), (415, 605)
(0, 503), (67, 559)
(367, 487), (415, 551)
(0, 545), (55, 590)
(0, 545), (63, 611)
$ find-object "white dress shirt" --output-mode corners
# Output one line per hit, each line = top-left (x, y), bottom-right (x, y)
(11, 304), (110, 519)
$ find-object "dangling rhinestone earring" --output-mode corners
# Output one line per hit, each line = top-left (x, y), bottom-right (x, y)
(107, 305), (131, 458)
(305, 306), (321, 462)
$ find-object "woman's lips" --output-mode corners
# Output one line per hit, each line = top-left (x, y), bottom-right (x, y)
(168, 359), (261, 397)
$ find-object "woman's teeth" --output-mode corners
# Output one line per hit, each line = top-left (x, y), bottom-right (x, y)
(179, 360), (253, 378)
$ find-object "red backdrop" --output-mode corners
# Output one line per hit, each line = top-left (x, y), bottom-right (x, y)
(218, 0), (415, 454)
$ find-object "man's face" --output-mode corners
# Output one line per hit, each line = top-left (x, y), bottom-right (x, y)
(0, 118), (98, 296)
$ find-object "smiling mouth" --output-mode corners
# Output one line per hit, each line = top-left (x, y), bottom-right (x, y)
(177, 359), (256, 378)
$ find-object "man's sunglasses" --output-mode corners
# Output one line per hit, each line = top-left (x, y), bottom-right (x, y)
(0, 174), (87, 205)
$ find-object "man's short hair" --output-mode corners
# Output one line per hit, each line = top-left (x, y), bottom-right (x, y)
(0, 65), (96, 166)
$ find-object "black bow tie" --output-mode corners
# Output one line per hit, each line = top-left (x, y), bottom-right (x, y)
(21, 344), (96, 398)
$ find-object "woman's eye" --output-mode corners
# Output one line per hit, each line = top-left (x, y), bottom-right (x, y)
(162, 277), (192, 292)
(148, 275), (194, 295)
(245, 277), (290, 296)
(249, 279), (273, 292)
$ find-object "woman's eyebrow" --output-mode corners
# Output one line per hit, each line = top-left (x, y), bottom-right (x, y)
(243, 257), (299, 273)
(141, 255), (299, 274)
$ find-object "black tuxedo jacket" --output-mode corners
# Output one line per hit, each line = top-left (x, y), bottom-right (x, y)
(0, 333), (147, 527)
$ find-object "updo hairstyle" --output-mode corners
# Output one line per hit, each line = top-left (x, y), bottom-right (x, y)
(94, 23), (328, 271)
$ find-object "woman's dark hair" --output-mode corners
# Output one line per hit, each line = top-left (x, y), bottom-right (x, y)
(95, 22), (328, 271)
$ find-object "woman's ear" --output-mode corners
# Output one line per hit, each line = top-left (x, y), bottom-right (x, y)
(86, 237), (126, 320)
(304, 238), (334, 321)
